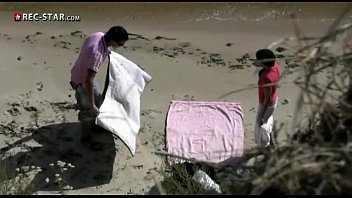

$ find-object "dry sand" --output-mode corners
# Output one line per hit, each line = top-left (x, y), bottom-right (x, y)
(0, 2), (349, 195)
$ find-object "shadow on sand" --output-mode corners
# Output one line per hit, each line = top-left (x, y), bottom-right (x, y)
(0, 122), (116, 192)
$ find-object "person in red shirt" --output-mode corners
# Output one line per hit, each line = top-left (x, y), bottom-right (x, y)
(253, 49), (280, 152)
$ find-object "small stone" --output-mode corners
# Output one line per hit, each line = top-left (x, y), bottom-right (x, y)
(49, 163), (54, 167)
(45, 178), (50, 183)
(55, 174), (60, 177)
(17, 56), (22, 61)
(68, 163), (75, 168)
(21, 166), (30, 172)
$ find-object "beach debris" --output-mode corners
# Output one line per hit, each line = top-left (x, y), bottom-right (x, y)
(70, 30), (86, 38)
(200, 53), (226, 67)
(179, 42), (191, 48)
(229, 64), (245, 70)
(226, 43), (234, 47)
(236, 53), (251, 64)
(141, 109), (162, 118)
(275, 46), (287, 53)
(133, 165), (144, 169)
(153, 46), (164, 53)
(128, 33), (150, 41)
(192, 170), (222, 193)
(154, 36), (176, 40)
(276, 54), (286, 59)
(162, 53), (176, 58)
(6, 103), (21, 116)
(17, 56), (22, 61)
(25, 32), (43, 40)
(172, 47), (186, 55)
(49, 101), (77, 111)
(70, 30), (82, 36)
(61, 41), (71, 49)
(282, 98), (290, 105)
(67, 163), (75, 168)
(24, 106), (38, 112)
(36, 82), (43, 91)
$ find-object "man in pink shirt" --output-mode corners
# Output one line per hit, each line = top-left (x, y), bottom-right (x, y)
(70, 26), (129, 150)
(253, 49), (281, 153)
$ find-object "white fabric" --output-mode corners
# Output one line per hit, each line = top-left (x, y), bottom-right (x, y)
(254, 100), (278, 148)
(95, 51), (152, 156)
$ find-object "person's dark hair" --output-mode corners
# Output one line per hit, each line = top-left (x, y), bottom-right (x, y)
(104, 26), (129, 43)
(256, 49), (276, 67)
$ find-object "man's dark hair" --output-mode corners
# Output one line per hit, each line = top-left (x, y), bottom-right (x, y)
(104, 26), (129, 43)
(256, 49), (276, 67)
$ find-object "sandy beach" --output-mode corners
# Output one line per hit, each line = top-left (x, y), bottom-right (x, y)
(0, 2), (350, 194)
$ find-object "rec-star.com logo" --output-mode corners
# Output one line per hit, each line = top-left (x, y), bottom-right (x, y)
(13, 12), (80, 22)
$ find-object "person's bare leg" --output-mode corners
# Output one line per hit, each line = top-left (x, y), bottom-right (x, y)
(269, 132), (276, 150)
(81, 120), (92, 140)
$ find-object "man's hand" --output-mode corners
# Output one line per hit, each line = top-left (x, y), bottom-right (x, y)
(92, 105), (100, 116)
(260, 119), (264, 126)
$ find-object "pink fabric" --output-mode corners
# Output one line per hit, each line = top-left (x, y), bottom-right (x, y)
(71, 32), (109, 88)
(166, 100), (244, 165)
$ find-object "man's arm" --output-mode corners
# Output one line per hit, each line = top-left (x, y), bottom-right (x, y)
(86, 69), (99, 114)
